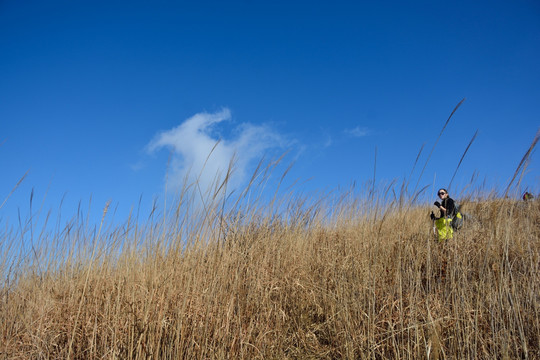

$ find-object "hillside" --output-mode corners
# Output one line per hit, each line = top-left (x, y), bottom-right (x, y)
(1, 195), (539, 359)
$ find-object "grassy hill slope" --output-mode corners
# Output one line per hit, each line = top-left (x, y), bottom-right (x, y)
(1, 193), (539, 359)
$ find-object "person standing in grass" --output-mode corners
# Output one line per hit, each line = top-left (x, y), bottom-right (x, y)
(430, 188), (456, 241)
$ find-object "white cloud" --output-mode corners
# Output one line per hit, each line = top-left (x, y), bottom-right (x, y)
(346, 126), (370, 138)
(147, 108), (285, 196)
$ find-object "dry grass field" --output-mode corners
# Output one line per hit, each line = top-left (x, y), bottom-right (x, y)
(1, 170), (538, 360)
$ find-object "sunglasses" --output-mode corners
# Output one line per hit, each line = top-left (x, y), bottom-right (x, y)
(438, 192), (446, 196)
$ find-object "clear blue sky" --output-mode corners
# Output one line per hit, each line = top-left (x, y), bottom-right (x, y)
(1, 0), (539, 227)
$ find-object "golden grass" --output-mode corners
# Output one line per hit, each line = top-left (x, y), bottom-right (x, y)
(1, 180), (538, 359)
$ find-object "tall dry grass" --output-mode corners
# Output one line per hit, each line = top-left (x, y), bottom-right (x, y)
(0, 165), (539, 359)
(2, 108), (539, 358)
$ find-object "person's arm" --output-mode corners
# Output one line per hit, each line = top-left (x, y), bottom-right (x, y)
(434, 201), (444, 218)
(440, 198), (455, 217)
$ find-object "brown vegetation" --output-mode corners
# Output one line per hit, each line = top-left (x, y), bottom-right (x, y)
(1, 184), (539, 359)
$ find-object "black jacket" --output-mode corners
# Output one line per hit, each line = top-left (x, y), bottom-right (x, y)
(439, 197), (456, 219)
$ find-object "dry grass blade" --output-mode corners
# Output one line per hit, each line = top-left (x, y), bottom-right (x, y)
(371, 146), (377, 199)
(504, 127), (540, 197)
(401, 143), (425, 206)
(413, 98), (466, 197)
(0, 170), (29, 210)
(448, 130), (478, 191)
(410, 143), (426, 179)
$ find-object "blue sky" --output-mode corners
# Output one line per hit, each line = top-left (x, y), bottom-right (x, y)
(1, 0), (539, 228)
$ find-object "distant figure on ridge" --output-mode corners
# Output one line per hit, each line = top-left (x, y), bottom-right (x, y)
(523, 192), (534, 201)
(430, 188), (456, 241)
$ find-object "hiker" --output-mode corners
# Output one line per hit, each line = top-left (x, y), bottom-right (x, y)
(430, 188), (456, 241)
(523, 192), (534, 201)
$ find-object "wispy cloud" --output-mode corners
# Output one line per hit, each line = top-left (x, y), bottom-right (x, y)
(345, 126), (370, 138)
(147, 108), (286, 194)
(323, 135), (333, 148)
